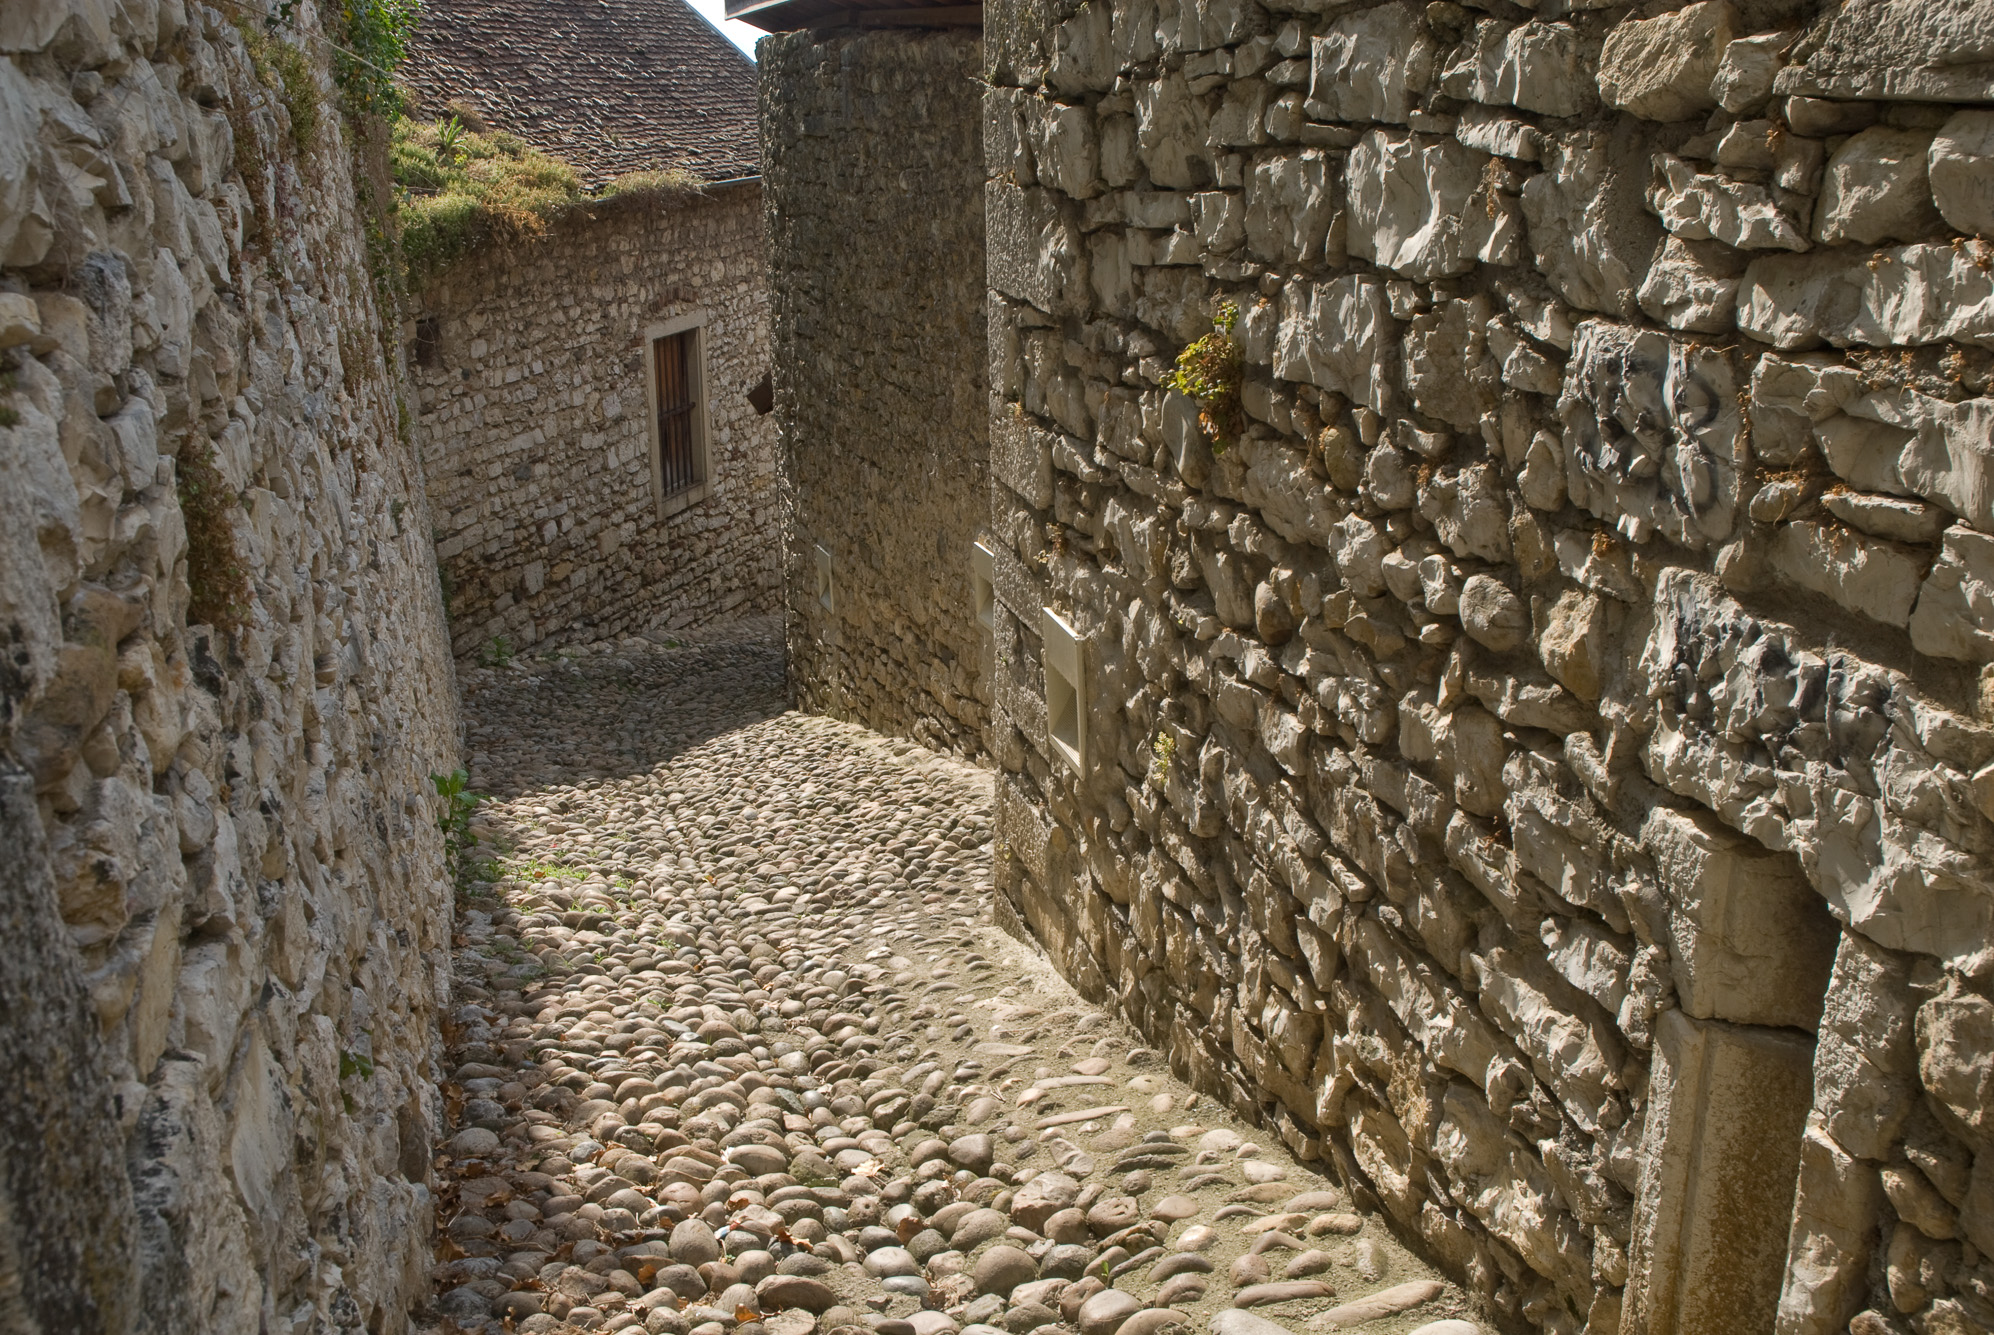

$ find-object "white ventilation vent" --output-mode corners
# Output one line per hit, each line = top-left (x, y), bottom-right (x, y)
(972, 539), (995, 631)
(1042, 607), (1085, 772)
(814, 544), (834, 613)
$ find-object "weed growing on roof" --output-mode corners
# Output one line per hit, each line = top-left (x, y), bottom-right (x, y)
(392, 118), (703, 283)
(393, 118), (584, 278)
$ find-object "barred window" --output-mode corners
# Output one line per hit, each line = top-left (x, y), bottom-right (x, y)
(646, 320), (710, 517)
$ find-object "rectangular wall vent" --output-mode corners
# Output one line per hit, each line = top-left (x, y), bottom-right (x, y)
(814, 544), (834, 613)
(1042, 607), (1084, 772)
(972, 539), (995, 631)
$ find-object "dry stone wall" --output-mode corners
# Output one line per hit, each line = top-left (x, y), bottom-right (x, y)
(972, 1), (1994, 1333)
(412, 186), (780, 660)
(1, 2), (458, 1331)
(762, 29), (993, 759)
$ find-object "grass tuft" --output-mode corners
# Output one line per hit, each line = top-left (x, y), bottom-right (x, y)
(393, 118), (705, 284)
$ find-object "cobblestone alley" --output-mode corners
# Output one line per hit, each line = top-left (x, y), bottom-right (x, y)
(428, 623), (1469, 1335)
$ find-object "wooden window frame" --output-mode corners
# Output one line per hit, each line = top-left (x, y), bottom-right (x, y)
(644, 314), (712, 521)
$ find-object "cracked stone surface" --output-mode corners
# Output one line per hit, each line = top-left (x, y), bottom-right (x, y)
(427, 624), (1468, 1335)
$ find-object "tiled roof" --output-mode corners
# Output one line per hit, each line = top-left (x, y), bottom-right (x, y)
(401, 0), (760, 185)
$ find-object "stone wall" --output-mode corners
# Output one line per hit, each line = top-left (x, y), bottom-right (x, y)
(971, 1), (1994, 1333)
(412, 185), (781, 659)
(762, 29), (993, 759)
(1, 3), (458, 1332)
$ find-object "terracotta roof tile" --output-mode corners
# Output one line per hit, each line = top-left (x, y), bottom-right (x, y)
(402, 0), (760, 184)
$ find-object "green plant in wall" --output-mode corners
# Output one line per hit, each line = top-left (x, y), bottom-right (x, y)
(1168, 300), (1244, 452)
(1149, 730), (1176, 790)
(333, 0), (419, 119)
(237, 18), (320, 154)
(432, 769), (487, 899)
(177, 440), (253, 633)
(478, 636), (514, 668)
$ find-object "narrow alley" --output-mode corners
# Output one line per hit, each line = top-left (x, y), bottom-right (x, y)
(428, 624), (1469, 1335)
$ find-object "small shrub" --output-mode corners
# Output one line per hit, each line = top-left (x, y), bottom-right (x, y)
(237, 19), (320, 154)
(177, 440), (252, 633)
(334, 0), (420, 119)
(478, 636), (514, 668)
(1169, 301), (1244, 452)
(392, 119), (706, 284)
(1149, 731), (1176, 789)
(393, 117), (585, 281)
(432, 769), (486, 899)
(601, 167), (703, 199)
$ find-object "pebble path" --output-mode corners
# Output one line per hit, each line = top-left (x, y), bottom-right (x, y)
(428, 623), (1474, 1335)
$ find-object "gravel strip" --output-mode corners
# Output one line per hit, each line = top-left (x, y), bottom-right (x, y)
(425, 625), (1473, 1335)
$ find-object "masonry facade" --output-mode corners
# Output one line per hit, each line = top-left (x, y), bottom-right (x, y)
(404, 0), (779, 658)
(763, 29), (993, 757)
(764, 1), (1994, 1332)
(0, 3), (458, 1331)
(413, 187), (781, 657)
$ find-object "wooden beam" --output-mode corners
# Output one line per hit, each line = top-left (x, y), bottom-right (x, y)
(852, 5), (981, 24)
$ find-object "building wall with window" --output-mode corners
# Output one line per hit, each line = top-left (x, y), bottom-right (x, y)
(413, 184), (779, 658)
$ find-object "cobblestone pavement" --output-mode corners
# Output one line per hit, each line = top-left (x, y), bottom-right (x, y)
(428, 624), (1470, 1335)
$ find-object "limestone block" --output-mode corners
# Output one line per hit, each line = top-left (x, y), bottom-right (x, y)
(1190, 189), (1242, 255)
(1521, 129), (1665, 318)
(992, 412), (1054, 511)
(1623, 1008), (1815, 1335)
(1242, 150), (1337, 266)
(1305, 2), (1426, 126)
(1135, 71), (1210, 190)
(1819, 492), (1949, 546)
(1596, 0), (1737, 124)
(1908, 525), (1994, 664)
(1328, 513), (1387, 599)
(1928, 110), (1994, 238)
(1403, 296), (1493, 431)
(1453, 104), (1541, 163)
(1029, 102), (1099, 200)
(1638, 569), (1994, 969)
(1637, 236), (1746, 334)
(1208, 78), (1269, 149)
(1539, 588), (1607, 702)
(1437, 18), (1584, 118)
(1457, 575), (1525, 652)
(1736, 243), (1994, 350)
(0, 58), (52, 268)
(1272, 275), (1393, 413)
(1813, 127), (1942, 246)
(1045, 0), (1115, 97)
(987, 182), (1090, 317)
(1238, 438), (1336, 545)
(1642, 806), (1837, 1031)
(1810, 932), (1920, 1161)
(1710, 31), (1793, 114)
(1431, 1084), (1593, 1303)
(1841, 388), (1994, 531)
(1348, 129), (1521, 281)
(1766, 520), (1925, 628)
(1917, 986), (1994, 1151)
(1418, 463), (1511, 564)
(1775, 0), (1994, 103)
(985, 87), (1035, 187)
(1558, 323), (1743, 552)
(1774, 1123), (1886, 1335)
(1646, 154), (1808, 252)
